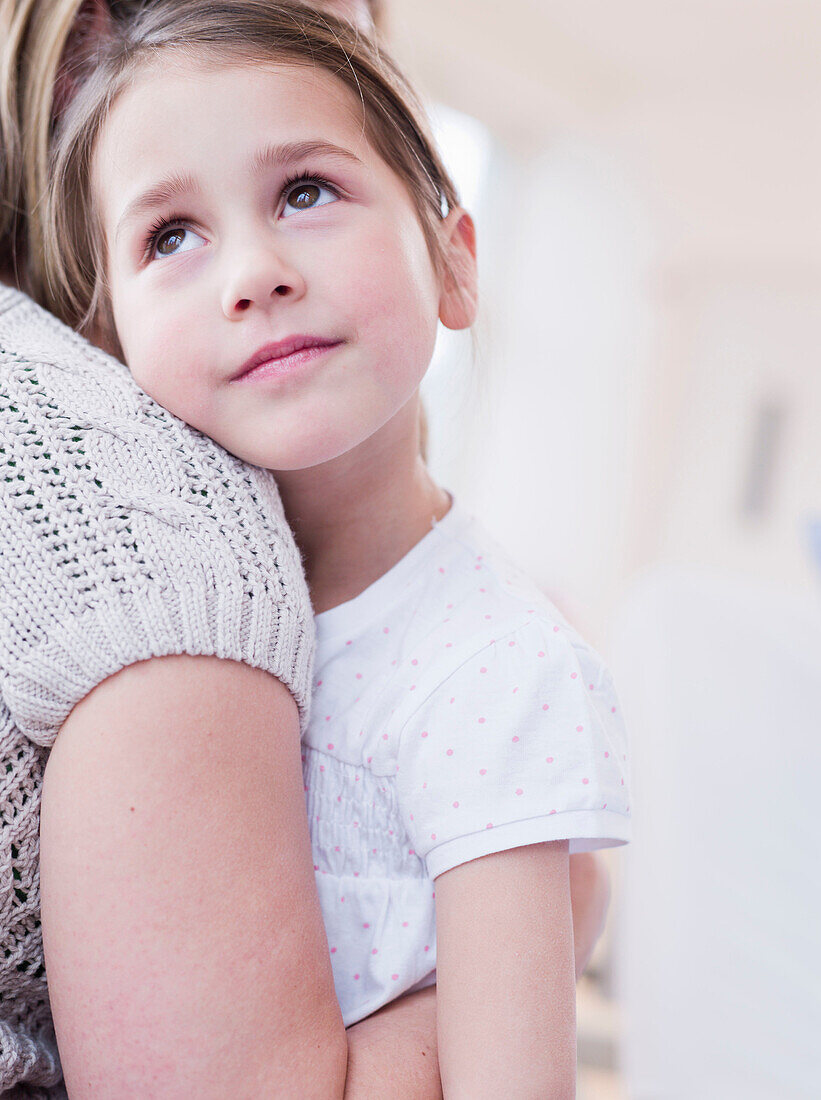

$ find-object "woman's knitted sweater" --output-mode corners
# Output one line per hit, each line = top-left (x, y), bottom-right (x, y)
(0, 286), (314, 1097)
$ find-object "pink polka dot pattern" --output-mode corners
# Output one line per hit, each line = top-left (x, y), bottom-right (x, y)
(303, 501), (630, 1027)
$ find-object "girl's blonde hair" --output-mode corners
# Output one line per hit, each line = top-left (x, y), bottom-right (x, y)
(42, 0), (460, 345)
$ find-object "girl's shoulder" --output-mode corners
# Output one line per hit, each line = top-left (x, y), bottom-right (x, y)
(422, 502), (592, 657)
(378, 500), (613, 711)
(388, 506), (631, 875)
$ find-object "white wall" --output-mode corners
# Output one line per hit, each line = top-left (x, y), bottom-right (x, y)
(425, 129), (655, 647)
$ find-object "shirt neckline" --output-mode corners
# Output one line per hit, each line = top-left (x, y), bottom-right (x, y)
(315, 493), (469, 644)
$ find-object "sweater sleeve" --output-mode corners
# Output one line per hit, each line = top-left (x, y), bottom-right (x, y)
(0, 287), (315, 745)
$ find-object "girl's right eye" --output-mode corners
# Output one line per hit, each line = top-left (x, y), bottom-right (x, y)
(149, 224), (207, 260)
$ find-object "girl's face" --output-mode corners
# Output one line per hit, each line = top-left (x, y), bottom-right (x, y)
(93, 57), (474, 471)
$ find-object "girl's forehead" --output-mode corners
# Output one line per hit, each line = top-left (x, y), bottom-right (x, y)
(110, 52), (369, 148)
(94, 54), (380, 206)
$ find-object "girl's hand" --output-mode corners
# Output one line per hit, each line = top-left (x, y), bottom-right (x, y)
(345, 985), (442, 1099)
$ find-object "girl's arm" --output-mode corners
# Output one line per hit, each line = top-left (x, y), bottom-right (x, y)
(570, 851), (611, 979)
(342, 849), (608, 1099)
(434, 841), (577, 1099)
(40, 655), (349, 1099)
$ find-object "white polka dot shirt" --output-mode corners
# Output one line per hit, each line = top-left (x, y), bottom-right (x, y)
(303, 498), (631, 1025)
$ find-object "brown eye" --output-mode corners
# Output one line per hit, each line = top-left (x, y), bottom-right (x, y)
(287, 184), (321, 211)
(151, 225), (206, 260)
(281, 180), (338, 218)
(157, 229), (184, 255)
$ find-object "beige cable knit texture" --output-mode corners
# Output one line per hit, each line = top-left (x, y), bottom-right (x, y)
(0, 286), (314, 1096)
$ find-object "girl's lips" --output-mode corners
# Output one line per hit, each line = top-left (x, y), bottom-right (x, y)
(230, 335), (342, 382)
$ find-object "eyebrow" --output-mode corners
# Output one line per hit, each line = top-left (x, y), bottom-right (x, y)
(115, 139), (365, 243)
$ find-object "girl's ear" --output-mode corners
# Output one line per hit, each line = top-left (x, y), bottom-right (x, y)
(438, 207), (478, 331)
(52, 0), (114, 122)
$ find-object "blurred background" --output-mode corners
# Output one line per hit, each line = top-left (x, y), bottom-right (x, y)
(386, 1), (821, 1097)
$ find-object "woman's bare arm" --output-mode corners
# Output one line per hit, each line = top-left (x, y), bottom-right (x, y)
(40, 654), (349, 1100)
(345, 985), (441, 1099)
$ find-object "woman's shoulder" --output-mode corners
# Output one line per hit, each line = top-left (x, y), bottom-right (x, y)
(0, 288), (314, 745)
(0, 287), (298, 574)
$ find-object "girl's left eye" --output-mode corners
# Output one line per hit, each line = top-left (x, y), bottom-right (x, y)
(281, 178), (338, 218)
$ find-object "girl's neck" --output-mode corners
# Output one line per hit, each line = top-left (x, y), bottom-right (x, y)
(273, 397), (450, 614)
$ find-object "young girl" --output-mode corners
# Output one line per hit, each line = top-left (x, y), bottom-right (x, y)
(44, 1), (631, 1092)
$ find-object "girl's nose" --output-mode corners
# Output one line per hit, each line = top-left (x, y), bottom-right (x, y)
(221, 245), (306, 319)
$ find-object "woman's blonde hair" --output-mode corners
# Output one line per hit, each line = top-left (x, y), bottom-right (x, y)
(42, 0), (460, 346)
(0, 0), (95, 287)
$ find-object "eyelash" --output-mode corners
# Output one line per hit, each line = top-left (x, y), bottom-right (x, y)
(141, 172), (339, 261)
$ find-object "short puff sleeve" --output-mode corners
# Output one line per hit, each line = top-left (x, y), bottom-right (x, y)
(395, 614), (631, 879)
